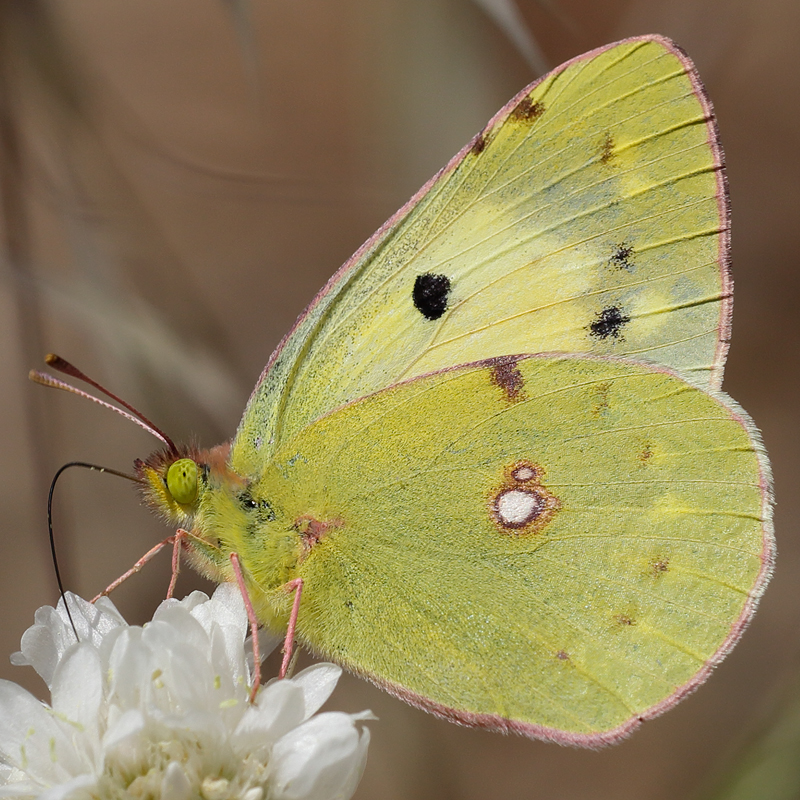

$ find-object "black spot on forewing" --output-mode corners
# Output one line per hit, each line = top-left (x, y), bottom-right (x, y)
(511, 96), (545, 122)
(488, 355), (526, 403)
(589, 306), (630, 341)
(610, 242), (634, 271)
(413, 273), (451, 321)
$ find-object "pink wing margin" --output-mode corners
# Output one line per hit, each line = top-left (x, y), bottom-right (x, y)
(248, 33), (733, 407)
(666, 37), (733, 391)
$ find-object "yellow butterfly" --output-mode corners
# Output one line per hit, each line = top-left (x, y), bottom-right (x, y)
(36, 35), (773, 746)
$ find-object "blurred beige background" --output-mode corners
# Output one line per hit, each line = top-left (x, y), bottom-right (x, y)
(0, 1), (797, 798)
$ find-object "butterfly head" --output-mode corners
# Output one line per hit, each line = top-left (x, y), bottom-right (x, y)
(136, 443), (299, 605)
(135, 442), (240, 526)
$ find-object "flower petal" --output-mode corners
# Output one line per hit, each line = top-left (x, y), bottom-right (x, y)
(2, 590), (371, 799)
(0, 681), (85, 785)
(148, 605), (211, 655)
(10, 595), (125, 689)
(141, 621), (217, 713)
(192, 584), (245, 637)
(161, 761), (191, 800)
(106, 628), (151, 710)
(232, 679), (307, 757)
(291, 664), (342, 719)
(37, 773), (96, 800)
(50, 644), (103, 764)
(58, 594), (125, 650)
(153, 590), (209, 619)
(329, 724), (370, 800)
(102, 708), (144, 752)
(245, 628), (281, 679)
(268, 712), (370, 800)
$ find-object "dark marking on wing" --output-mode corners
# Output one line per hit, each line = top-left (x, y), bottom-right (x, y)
(413, 273), (451, 321)
(294, 515), (342, 557)
(591, 381), (612, 417)
(511, 96), (545, 122)
(488, 355), (527, 403)
(488, 460), (560, 537)
(589, 306), (630, 340)
(610, 242), (634, 271)
(239, 492), (277, 522)
(600, 132), (615, 164)
(650, 558), (670, 578)
(470, 131), (488, 155)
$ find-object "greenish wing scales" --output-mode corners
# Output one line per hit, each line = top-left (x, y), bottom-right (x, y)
(254, 354), (770, 743)
(232, 36), (729, 475)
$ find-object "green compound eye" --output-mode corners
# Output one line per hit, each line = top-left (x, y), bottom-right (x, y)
(166, 458), (199, 505)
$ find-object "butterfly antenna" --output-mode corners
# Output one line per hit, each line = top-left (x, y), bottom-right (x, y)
(48, 461), (143, 641)
(29, 354), (178, 454)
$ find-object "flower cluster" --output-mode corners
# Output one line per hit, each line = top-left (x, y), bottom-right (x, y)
(0, 585), (371, 800)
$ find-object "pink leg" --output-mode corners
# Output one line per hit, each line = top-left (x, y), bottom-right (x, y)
(92, 534), (175, 603)
(280, 578), (304, 679)
(229, 552), (262, 703)
(166, 529), (188, 599)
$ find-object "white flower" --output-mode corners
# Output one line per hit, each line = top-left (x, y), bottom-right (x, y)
(0, 585), (372, 800)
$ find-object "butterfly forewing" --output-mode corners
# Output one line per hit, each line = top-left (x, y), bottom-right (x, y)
(232, 36), (729, 474)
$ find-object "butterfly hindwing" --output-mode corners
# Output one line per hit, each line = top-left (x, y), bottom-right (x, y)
(238, 354), (770, 744)
(232, 35), (729, 474)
